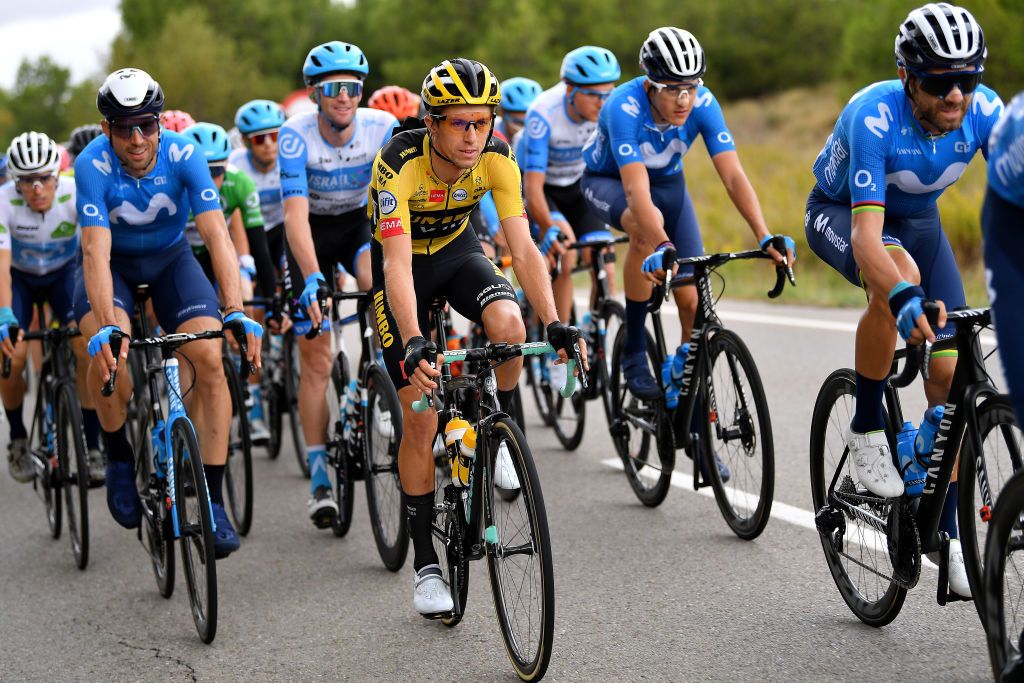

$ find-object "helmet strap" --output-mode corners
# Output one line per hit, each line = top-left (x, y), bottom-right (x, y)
(566, 86), (585, 123)
(645, 82), (669, 126)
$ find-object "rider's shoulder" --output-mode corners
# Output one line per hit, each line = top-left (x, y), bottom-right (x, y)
(378, 128), (427, 175)
(357, 107), (399, 130)
(280, 110), (317, 134)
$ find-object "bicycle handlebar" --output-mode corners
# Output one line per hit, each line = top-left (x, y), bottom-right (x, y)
(648, 248), (796, 312)
(888, 301), (942, 389)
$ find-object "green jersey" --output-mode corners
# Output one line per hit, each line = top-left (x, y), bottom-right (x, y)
(186, 166), (264, 253)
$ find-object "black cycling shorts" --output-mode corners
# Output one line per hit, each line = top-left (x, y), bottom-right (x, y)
(544, 180), (605, 238)
(283, 208), (371, 314)
(371, 227), (517, 391)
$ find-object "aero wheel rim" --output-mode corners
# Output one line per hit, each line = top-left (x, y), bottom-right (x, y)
(973, 419), (1024, 581)
(821, 389), (895, 603)
(368, 392), (402, 545)
(491, 430), (545, 667)
(58, 407), (81, 557)
(177, 436), (209, 624)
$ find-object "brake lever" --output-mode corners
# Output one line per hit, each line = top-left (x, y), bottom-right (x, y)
(662, 247), (677, 302)
(2, 325), (19, 379)
(920, 301), (941, 382)
(305, 287), (331, 340)
(101, 331), (124, 397)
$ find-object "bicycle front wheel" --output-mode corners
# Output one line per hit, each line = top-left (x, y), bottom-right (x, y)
(958, 394), (1023, 624)
(57, 383), (89, 569)
(223, 357), (253, 536)
(983, 468), (1024, 680)
(809, 369), (905, 627)
(703, 329), (774, 540)
(486, 418), (554, 681)
(596, 300), (625, 427)
(363, 364), (408, 570)
(172, 418), (218, 643)
(283, 331), (309, 478)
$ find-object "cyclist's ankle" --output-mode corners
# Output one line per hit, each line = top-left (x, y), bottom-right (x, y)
(404, 491), (438, 570)
(102, 425), (134, 464)
(850, 372), (886, 433)
(307, 445), (330, 491)
(204, 463), (225, 505)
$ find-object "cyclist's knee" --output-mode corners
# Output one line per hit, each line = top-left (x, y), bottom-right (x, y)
(186, 342), (225, 386)
(889, 247), (921, 286)
(674, 286), (698, 318)
(482, 301), (526, 344)
(298, 340), (332, 376)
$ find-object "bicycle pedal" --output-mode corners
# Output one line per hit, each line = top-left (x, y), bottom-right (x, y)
(420, 610), (454, 621)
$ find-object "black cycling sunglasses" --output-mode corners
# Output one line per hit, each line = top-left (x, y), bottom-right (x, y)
(108, 115), (161, 139)
(909, 68), (983, 99)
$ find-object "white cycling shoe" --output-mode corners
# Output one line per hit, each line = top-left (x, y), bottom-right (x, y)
(846, 427), (904, 498)
(494, 442), (520, 491)
(414, 564), (454, 616)
(374, 406), (394, 439)
(549, 360), (569, 394)
(927, 538), (972, 598)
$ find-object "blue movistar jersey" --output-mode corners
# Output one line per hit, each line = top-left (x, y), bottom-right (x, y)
(74, 131), (221, 256)
(278, 109), (397, 215)
(812, 80), (1003, 217)
(521, 83), (596, 187)
(987, 91), (1024, 209)
(583, 77), (736, 179)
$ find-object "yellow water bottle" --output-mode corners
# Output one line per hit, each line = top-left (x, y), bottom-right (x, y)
(444, 417), (475, 487)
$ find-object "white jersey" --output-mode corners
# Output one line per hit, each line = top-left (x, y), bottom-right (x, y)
(278, 108), (398, 215)
(229, 148), (283, 229)
(0, 176), (79, 275)
(520, 82), (597, 187)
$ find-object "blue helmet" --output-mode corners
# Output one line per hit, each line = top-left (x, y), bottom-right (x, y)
(500, 77), (542, 113)
(183, 122), (231, 163)
(303, 41), (369, 85)
(235, 99), (286, 135)
(560, 46), (621, 85)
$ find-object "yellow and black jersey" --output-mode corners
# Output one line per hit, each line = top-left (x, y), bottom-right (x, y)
(367, 128), (525, 255)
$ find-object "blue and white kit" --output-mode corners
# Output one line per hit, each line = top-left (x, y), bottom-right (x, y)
(229, 147), (284, 228)
(521, 83), (597, 187)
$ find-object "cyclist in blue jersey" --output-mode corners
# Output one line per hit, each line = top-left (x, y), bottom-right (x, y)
(983, 91), (1024, 427)
(582, 27), (789, 401)
(74, 68), (262, 559)
(0, 132), (103, 485)
(495, 77), (541, 143)
(804, 4), (1003, 597)
(523, 47), (619, 370)
(279, 41), (398, 528)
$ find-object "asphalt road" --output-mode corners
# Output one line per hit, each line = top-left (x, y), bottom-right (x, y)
(0, 297), (1006, 681)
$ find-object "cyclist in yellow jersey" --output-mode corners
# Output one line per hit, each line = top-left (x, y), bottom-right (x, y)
(368, 58), (585, 617)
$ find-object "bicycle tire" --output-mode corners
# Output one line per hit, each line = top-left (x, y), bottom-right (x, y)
(597, 300), (625, 427)
(134, 390), (174, 598)
(363, 364), (408, 571)
(57, 383), (89, 569)
(266, 376), (284, 460)
(223, 357), (254, 536)
(434, 481), (470, 628)
(283, 331), (309, 478)
(329, 352), (354, 539)
(172, 418), (218, 644)
(703, 329), (775, 540)
(809, 368), (905, 627)
(958, 394), (1023, 625)
(983, 467), (1024, 680)
(34, 386), (62, 540)
(485, 417), (555, 681)
(609, 324), (673, 507)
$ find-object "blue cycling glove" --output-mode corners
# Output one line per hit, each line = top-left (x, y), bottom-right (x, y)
(88, 325), (122, 357)
(223, 310), (264, 340)
(642, 241), (674, 274)
(888, 282), (928, 341)
(0, 306), (18, 344)
(299, 272), (327, 311)
(759, 234), (797, 259)
(539, 227), (562, 256)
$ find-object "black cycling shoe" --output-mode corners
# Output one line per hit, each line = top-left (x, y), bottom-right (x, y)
(622, 351), (661, 401)
(211, 503), (240, 559)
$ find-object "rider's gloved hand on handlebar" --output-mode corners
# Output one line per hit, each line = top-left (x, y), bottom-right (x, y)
(888, 282), (945, 344)
(758, 233), (797, 267)
(223, 309), (264, 369)
(403, 335), (442, 393)
(88, 324), (127, 383)
(546, 321), (588, 373)
(641, 241), (676, 284)
(0, 306), (19, 357)
(299, 272), (330, 326)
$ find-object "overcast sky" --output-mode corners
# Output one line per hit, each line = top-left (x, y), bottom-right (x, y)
(0, 0), (122, 88)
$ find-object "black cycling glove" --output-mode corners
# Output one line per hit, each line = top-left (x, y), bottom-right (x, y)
(403, 336), (437, 377)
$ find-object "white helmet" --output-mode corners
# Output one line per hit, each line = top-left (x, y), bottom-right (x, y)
(6, 132), (61, 179)
(895, 3), (986, 70)
(640, 27), (706, 81)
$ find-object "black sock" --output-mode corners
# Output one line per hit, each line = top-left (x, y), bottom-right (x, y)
(624, 298), (648, 354)
(5, 405), (26, 440)
(497, 389), (515, 415)
(82, 409), (101, 451)
(405, 491), (439, 571)
(101, 426), (134, 464)
(204, 464), (225, 506)
(851, 372), (886, 434)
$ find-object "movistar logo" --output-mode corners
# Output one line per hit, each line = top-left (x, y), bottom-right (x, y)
(885, 162), (967, 194)
(92, 151), (113, 175)
(109, 193), (177, 225)
(168, 143), (195, 163)
(864, 103), (894, 139)
(973, 91), (1003, 117)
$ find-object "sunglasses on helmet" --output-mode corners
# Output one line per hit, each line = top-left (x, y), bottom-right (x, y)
(108, 115), (161, 139)
(908, 68), (983, 99)
(316, 80), (363, 99)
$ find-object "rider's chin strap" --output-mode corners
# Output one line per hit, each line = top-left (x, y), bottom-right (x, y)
(316, 91), (353, 133)
(566, 85), (585, 122)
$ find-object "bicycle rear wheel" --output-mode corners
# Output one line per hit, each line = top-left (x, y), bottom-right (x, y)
(363, 364), (408, 571)
(983, 468), (1024, 680)
(56, 383), (89, 569)
(283, 331), (309, 478)
(328, 352), (354, 539)
(432, 479), (470, 628)
(809, 368), (905, 627)
(596, 300), (625, 427)
(172, 418), (218, 643)
(133, 392), (174, 598)
(266, 371), (284, 460)
(486, 418), (554, 681)
(609, 325), (674, 507)
(703, 329), (775, 540)
(223, 357), (253, 536)
(958, 394), (1023, 624)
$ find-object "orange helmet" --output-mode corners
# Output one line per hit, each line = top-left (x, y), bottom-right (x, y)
(160, 109), (196, 133)
(367, 86), (420, 120)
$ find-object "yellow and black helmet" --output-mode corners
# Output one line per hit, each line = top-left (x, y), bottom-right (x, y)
(421, 58), (502, 110)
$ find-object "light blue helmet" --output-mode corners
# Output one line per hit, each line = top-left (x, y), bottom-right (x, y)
(500, 77), (542, 113)
(560, 46), (621, 85)
(183, 122), (231, 163)
(302, 41), (369, 85)
(235, 99), (286, 135)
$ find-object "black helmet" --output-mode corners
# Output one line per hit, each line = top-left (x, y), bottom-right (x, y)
(895, 3), (986, 70)
(68, 124), (103, 156)
(97, 68), (165, 119)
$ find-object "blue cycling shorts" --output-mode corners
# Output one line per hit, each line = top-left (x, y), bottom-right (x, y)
(581, 170), (703, 275)
(983, 186), (1024, 425)
(804, 185), (965, 340)
(12, 260), (78, 328)
(73, 239), (220, 331)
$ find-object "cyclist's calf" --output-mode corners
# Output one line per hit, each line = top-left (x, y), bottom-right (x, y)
(397, 386), (437, 496)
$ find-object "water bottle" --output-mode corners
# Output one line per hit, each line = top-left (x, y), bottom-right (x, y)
(914, 404), (945, 468)
(661, 359), (680, 408)
(580, 311), (594, 338)
(444, 417), (475, 487)
(671, 344), (689, 387)
(895, 420), (923, 496)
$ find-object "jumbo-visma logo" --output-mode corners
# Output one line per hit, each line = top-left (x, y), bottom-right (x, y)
(108, 193), (177, 225)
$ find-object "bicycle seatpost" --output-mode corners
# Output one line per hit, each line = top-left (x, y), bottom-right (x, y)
(101, 331), (124, 397)
(2, 325), (19, 379)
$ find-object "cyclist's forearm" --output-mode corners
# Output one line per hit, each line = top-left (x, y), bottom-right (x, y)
(82, 227), (117, 327)
(229, 209), (250, 256)
(0, 251), (12, 309)
(283, 197), (319, 279)
(514, 247), (559, 326)
(247, 225), (276, 302)
(722, 172), (770, 240)
(382, 238), (421, 343)
(198, 211), (244, 312)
